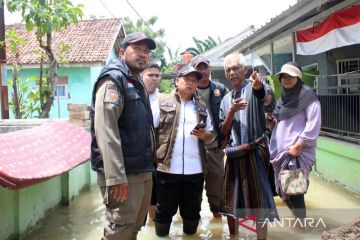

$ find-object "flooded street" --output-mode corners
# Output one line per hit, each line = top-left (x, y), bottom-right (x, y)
(24, 173), (360, 240)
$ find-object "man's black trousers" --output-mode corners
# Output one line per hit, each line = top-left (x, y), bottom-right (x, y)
(154, 171), (204, 224)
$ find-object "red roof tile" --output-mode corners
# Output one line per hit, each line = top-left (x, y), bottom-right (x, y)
(5, 18), (123, 65)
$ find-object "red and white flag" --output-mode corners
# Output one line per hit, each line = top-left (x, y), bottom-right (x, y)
(296, 4), (360, 55)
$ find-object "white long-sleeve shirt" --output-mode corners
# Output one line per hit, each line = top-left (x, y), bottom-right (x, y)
(153, 97), (213, 174)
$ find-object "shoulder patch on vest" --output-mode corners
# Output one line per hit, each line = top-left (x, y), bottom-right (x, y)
(104, 84), (120, 105)
(214, 88), (221, 96)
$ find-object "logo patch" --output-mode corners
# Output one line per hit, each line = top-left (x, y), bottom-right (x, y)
(104, 84), (120, 104)
(238, 213), (257, 234)
(214, 88), (221, 96)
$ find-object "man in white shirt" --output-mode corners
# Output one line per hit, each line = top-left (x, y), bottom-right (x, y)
(142, 63), (161, 123)
(153, 66), (213, 237)
(141, 63), (161, 221)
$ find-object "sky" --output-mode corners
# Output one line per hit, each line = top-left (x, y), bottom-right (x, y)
(4, 0), (298, 57)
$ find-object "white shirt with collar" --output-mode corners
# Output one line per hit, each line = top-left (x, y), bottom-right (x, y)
(149, 88), (161, 126)
(153, 97), (213, 175)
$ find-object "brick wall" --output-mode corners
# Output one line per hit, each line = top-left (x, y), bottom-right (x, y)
(67, 103), (90, 127)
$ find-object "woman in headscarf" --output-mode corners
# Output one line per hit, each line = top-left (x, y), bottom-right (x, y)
(263, 83), (276, 116)
(268, 62), (321, 218)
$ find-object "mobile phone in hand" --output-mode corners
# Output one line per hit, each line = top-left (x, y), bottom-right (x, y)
(194, 122), (206, 130)
(265, 113), (274, 121)
(191, 122), (206, 134)
(232, 98), (243, 104)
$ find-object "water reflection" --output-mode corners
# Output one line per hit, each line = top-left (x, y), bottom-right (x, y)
(24, 174), (360, 240)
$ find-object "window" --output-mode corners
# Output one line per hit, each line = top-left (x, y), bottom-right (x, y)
(55, 76), (68, 99)
(55, 85), (67, 97)
(337, 58), (360, 95)
(318, 58), (360, 143)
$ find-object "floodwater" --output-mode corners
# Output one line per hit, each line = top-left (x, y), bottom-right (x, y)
(24, 173), (360, 240)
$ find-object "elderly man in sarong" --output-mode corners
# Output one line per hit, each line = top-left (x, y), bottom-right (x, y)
(219, 53), (278, 239)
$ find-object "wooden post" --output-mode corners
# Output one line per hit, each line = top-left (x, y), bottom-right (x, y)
(0, 3), (9, 119)
(1, 83), (9, 119)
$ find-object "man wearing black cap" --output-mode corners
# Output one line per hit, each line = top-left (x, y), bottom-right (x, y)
(191, 55), (229, 218)
(90, 32), (156, 240)
(152, 66), (214, 236)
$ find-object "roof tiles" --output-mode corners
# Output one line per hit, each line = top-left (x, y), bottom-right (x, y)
(5, 18), (123, 65)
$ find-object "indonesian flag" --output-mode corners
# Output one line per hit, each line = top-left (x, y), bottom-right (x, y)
(296, 4), (360, 55)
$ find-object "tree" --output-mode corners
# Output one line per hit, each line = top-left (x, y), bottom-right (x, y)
(123, 16), (167, 68)
(0, 29), (26, 118)
(0, 29), (44, 118)
(157, 45), (182, 93)
(184, 36), (221, 56)
(6, 0), (83, 118)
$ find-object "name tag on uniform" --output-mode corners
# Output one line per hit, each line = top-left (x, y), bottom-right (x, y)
(160, 102), (176, 108)
(198, 106), (207, 113)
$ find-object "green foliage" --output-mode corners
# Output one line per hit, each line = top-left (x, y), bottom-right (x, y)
(7, 76), (42, 118)
(158, 46), (181, 93)
(57, 41), (72, 64)
(158, 79), (174, 93)
(123, 16), (167, 68)
(302, 69), (318, 88)
(5, 0), (83, 118)
(161, 48), (181, 73)
(0, 29), (26, 55)
(1, 29), (28, 118)
(267, 75), (281, 100)
(124, 15), (182, 95)
(7, 0), (84, 37)
(6, 0), (84, 118)
(183, 36), (221, 56)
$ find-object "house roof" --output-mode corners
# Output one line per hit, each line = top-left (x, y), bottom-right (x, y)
(5, 18), (124, 65)
(197, 25), (255, 69)
(224, 0), (353, 56)
(202, 25), (255, 60)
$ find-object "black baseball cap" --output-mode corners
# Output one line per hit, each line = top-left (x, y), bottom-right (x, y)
(191, 55), (210, 68)
(120, 32), (156, 50)
(177, 65), (202, 80)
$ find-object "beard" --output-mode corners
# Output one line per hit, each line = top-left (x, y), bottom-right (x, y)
(122, 53), (147, 75)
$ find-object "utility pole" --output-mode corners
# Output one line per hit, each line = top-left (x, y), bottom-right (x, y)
(0, 1), (9, 119)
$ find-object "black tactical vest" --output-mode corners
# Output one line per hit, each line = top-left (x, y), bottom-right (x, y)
(90, 59), (155, 174)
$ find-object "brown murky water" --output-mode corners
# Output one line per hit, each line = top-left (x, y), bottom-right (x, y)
(24, 174), (360, 240)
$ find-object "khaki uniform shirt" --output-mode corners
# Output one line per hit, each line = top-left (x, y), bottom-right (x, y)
(94, 78), (126, 187)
